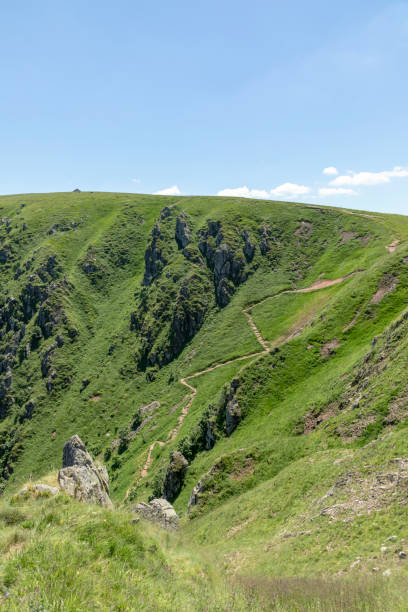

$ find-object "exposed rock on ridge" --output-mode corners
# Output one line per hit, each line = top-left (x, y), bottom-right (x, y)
(58, 435), (113, 508)
(175, 213), (191, 249)
(198, 220), (252, 307)
(142, 222), (168, 286)
(133, 498), (179, 529)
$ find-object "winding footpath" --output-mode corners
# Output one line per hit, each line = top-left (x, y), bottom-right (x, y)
(139, 274), (352, 480)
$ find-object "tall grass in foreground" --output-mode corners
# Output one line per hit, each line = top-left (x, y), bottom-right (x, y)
(0, 491), (406, 611)
(235, 574), (408, 612)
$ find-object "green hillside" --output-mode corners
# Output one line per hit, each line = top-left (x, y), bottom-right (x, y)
(1, 191), (408, 609)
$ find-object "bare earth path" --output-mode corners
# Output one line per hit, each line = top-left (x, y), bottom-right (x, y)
(138, 274), (355, 481)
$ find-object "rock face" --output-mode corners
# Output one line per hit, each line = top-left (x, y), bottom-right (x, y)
(242, 229), (255, 262)
(142, 210), (173, 286)
(143, 222), (165, 286)
(169, 274), (211, 357)
(58, 435), (113, 508)
(187, 462), (219, 514)
(259, 223), (271, 255)
(225, 378), (242, 436)
(198, 220), (248, 307)
(163, 451), (189, 502)
(175, 213), (191, 249)
(133, 498), (179, 529)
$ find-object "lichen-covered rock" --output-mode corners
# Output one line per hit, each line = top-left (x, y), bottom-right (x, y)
(133, 498), (178, 529)
(58, 435), (113, 508)
(163, 451), (188, 502)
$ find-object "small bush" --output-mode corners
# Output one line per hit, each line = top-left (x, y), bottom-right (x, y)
(103, 447), (112, 462)
(111, 456), (122, 471)
(0, 507), (27, 526)
(150, 466), (166, 499)
(118, 427), (130, 454)
(131, 408), (143, 431)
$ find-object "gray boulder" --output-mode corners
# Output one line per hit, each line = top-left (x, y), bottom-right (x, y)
(58, 435), (113, 508)
(16, 483), (59, 497)
(133, 498), (178, 529)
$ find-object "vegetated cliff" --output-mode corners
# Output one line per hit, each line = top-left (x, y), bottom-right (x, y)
(2, 191), (408, 600)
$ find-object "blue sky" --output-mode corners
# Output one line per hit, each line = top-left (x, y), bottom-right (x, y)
(1, 1), (407, 213)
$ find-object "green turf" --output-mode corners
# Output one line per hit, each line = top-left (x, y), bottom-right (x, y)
(0, 192), (408, 609)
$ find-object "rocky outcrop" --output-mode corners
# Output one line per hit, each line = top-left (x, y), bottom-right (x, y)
(143, 217), (170, 286)
(175, 213), (191, 249)
(169, 274), (211, 356)
(135, 266), (211, 369)
(198, 220), (248, 307)
(36, 301), (63, 339)
(259, 224), (271, 255)
(181, 245), (204, 265)
(40, 343), (58, 392)
(133, 498), (179, 530)
(188, 450), (254, 514)
(225, 378), (241, 436)
(242, 229), (255, 262)
(16, 483), (59, 497)
(0, 248), (10, 264)
(19, 399), (35, 423)
(188, 462), (219, 513)
(213, 243), (246, 306)
(58, 435), (113, 508)
(163, 451), (188, 502)
(188, 477), (206, 513)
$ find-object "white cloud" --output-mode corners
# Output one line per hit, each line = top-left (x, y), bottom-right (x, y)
(153, 185), (181, 196)
(330, 166), (408, 187)
(319, 187), (357, 196)
(323, 166), (339, 175)
(269, 182), (310, 199)
(131, 178), (141, 183)
(217, 182), (310, 201)
(217, 186), (270, 199)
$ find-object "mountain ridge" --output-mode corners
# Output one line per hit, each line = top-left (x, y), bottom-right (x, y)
(0, 191), (408, 609)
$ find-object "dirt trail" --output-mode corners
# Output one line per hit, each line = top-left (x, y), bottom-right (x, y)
(243, 310), (269, 350)
(244, 276), (348, 313)
(386, 239), (399, 253)
(338, 208), (380, 220)
(141, 441), (165, 478)
(138, 273), (353, 480)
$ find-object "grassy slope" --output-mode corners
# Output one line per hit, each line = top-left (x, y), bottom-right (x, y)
(1, 192), (408, 608)
(2, 487), (407, 611)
